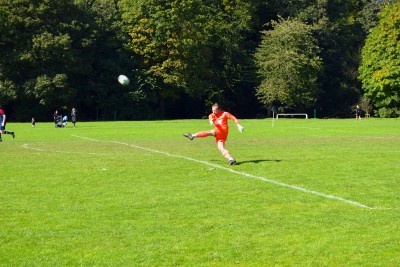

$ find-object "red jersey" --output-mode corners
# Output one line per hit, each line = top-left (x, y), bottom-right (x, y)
(209, 111), (240, 139)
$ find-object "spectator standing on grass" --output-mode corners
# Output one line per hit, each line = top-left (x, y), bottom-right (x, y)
(183, 103), (244, 166)
(0, 104), (15, 142)
(53, 110), (59, 127)
(356, 105), (362, 121)
(31, 117), (36, 127)
(71, 108), (77, 127)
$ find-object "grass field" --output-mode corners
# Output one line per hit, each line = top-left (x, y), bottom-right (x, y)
(1, 118), (399, 266)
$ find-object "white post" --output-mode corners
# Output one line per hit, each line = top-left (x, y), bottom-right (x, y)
(272, 110), (275, 128)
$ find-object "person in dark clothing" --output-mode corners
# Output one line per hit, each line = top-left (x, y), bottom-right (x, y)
(0, 104), (15, 142)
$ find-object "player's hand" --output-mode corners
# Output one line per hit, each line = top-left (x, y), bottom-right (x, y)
(237, 124), (244, 133)
(209, 120), (214, 125)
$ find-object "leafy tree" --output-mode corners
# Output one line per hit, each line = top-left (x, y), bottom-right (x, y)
(119, 0), (201, 117)
(0, 0), (139, 120)
(254, 17), (322, 110)
(2, 0), (394, 120)
(119, 0), (255, 117)
(305, 0), (366, 117)
(359, 1), (400, 117)
(257, 0), (367, 117)
(0, 0), (97, 119)
(359, 0), (398, 33)
(73, 0), (143, 120)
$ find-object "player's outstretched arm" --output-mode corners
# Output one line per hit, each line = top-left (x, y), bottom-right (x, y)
(228, 112), (244, 133)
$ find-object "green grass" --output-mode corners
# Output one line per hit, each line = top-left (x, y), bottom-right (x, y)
(1, 118), (399, 266)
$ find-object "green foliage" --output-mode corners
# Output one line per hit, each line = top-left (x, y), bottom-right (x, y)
(254, 17), (322, 109)
(359, 1), (400, 117)
(358, 0), (398, 33)
(120, 0), (207, 89)
(359, 0), (385, 32)
(119, 0), (255, 115)
(0, 0), (94, 112)
(0, 0), (140, 120)
(26, 74), (69, 105)
(254, 0), (368, 115)
(0, 80), (17, 103)
(0, 0), (396, 120)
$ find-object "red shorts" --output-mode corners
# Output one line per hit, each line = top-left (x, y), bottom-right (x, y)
(215, 130), (228, 144)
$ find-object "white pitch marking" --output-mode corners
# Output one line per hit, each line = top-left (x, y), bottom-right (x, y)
(72, 135), (375, 209)
(23, 144), (45, 151)
(22, 143), (130, 156)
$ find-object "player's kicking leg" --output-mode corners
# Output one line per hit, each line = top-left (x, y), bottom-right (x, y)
(183, 130), (215, 140)
(183, 133), (194, 140)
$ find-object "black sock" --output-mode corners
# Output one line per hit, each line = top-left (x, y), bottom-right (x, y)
(4, 131), (14, 135)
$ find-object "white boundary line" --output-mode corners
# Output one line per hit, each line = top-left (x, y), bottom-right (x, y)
(22, 143), (131, 156)
(71, 135), (379, 209)
(22, 144), (45, 152)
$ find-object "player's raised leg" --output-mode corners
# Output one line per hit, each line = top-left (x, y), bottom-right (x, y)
(184, 130), (215, 140)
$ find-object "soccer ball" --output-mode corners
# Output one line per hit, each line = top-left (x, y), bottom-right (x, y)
(118, 75), (130, 86)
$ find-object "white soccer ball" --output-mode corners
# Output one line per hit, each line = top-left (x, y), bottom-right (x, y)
(118, 75), (130, 86)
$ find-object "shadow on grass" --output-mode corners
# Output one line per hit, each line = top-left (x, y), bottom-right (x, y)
(208, 159), (282, 165)
(235, 159), (282, 165)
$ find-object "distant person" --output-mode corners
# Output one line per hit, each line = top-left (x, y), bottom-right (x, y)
(71, 108), (77, 127)
(356, 105), (362, 121)
(31, 117), (36, 127)
(183, 103), (244, 165)
(55, 114), (63, 127)
(0, 104), (15, 142)
(53, 110), (59, 127)
(62, 115), (68, 127)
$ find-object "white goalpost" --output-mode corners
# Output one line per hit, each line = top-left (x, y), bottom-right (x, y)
(276, 113), (308, 119)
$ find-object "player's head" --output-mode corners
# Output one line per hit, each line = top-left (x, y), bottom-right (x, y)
(212, 103), (221, 114)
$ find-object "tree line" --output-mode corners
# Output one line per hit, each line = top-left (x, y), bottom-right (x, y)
(0, 0), (399, 121)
